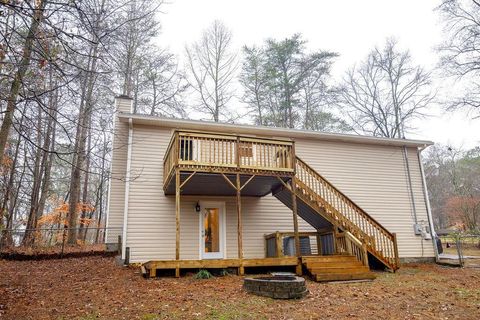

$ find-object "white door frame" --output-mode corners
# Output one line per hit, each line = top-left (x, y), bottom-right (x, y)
(198, 201), (226, 259)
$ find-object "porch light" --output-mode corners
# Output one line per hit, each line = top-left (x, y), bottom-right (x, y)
(195, 202), (201, 213)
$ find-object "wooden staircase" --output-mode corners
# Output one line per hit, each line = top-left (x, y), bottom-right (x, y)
(273, 156), (400, 271)
(302, 256), (376, 282)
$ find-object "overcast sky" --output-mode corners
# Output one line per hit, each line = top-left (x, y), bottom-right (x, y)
(156, 0), (479, 149)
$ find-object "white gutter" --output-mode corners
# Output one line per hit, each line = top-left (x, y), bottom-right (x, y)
(417, 148), (439, 262)
(118, 113), (434, 149)
(122, 117), (134, 260)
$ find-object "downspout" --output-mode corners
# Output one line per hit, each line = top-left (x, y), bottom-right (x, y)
(417, 146), (439, 262)
(122, 118), (134, 260)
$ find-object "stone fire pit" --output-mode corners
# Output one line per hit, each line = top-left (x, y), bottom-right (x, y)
(243, 275), (308, 299)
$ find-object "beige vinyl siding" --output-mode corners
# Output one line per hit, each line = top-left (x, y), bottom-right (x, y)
(122, 125), (315, 262)
(107, 121), (434, 263)
(105, 118), (128, 243)
(294, 139), (434, 258)
(126, 126), (174, 261)
(241, 197), (317, 259)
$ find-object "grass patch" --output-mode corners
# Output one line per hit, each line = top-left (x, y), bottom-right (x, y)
(204, 303), (267, 320)
(75, 313), (100, 320)
(141, 314), (160, 320)
(194, 269), (213, 279)
(455, 288), (480, 299)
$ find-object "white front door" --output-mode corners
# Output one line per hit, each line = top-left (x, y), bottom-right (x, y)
(200, 201), (226, 259)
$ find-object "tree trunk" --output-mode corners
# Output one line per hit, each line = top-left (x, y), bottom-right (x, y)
(66, 0), (105, 244)
(23, 104), (44, 245)
(95, 136), (108, 244)
(0, 119), (23, 246)
(37, 76), (58, 223)
(0, 0), (46, 166)
(79, 112), (92, 242)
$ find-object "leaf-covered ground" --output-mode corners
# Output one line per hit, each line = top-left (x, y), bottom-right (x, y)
(1, 257), (479, 319)
(0, 244), (110, 260)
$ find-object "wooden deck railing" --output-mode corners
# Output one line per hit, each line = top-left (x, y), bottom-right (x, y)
(294, 157), (399, 270)
(163, 130), (295, 185)
(335, 231), (369, 266)
(264, 231), (321, 257)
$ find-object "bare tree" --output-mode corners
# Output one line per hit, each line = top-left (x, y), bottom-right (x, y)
(437, 0), (480, 118)
(110, 0), (163, 100)
(424, 145), (480, 231)
(0, 0), (47, 167)
(339, 39), (434, 138)
(66, 0), (108, 244)
(185, 20), (237, 122)
(136, 50), (188, 117)
(0, 0), (173, 249)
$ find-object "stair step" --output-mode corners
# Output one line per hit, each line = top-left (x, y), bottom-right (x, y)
(305, 261), (363, 268)
(273, 155), (399, 272)
(315, 272), (376, 282)
(302, 255), (357, 263)
(309, 266), (370, 274)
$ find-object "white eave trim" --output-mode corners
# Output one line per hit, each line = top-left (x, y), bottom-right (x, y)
(117, 113), (434, 148)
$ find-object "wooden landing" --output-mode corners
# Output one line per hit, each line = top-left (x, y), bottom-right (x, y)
(302, 255), (376, 282)
(143, 257), (299, 278)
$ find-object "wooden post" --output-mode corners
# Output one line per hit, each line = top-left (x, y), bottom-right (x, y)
(362, 243), (369, 266)
(290, 177), (302, 275)
(316, 232), (322, 256)
(346, 235), (352, 255)
(175, 168), (180, 277)
(117, 235), (122, 256)
(236, 136), (240, 168)
(275, 231), (283, 257)
(264, 234), (268, 258)
(236, 173), (244, 275)
(332, 228), (338, 254)
(393, 233), (400, 270)
(149, 266), (156, 278)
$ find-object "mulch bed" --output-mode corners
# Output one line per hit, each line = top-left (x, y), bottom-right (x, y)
(1, 257), (479, 319)
(0, 244), (114, 261)
(0, 250), (116, 261)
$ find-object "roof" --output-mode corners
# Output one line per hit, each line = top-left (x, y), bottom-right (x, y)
(118, 113), (434, 149)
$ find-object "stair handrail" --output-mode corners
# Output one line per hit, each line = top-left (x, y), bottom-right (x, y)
(296, 157), (394, 240)
(335, 231), (369, 266)
(295, 156), (399, 270)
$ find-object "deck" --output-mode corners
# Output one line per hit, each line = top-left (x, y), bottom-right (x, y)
(143, 255), (377, 282)
(163, 130), (295, 195)
(159, 129), (399, 278)
(143, 257), (299, 278)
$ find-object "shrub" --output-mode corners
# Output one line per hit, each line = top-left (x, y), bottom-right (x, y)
(194, 269), (213, 279)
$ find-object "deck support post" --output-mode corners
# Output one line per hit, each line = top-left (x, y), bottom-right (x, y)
(175, 168), (180, 277)
(149, 266), (156, 278)
(393, 233), (400, 271)
(290, 177), (302, 275)
(236, 173), (244, 275)
(316, 232), (322, 255)
(332, 227), (338, 254)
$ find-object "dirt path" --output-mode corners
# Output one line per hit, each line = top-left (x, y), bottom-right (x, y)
(1, 257), (479, 319)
